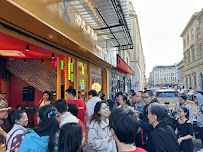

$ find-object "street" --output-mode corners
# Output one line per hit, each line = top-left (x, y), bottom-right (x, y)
(193, 138), (202, 152)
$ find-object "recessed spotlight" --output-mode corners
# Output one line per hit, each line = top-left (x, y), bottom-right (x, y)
(26, 45), (29, 51)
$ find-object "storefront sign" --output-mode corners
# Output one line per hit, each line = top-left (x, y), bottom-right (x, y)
(96, 45), (107, 54)
(81, 83), (85, 90)
(91, 83), (101, 92)
(75, 14), (98, 41)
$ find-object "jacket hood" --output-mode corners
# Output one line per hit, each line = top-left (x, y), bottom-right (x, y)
(195, 94), (203, 106)
(24, 129), (49, 148)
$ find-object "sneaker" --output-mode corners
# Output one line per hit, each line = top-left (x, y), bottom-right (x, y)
(197, 149), (203, 152)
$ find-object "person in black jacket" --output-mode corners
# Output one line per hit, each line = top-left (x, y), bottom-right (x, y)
(136, 90), (159, 145)
(145, 103), (179, 152)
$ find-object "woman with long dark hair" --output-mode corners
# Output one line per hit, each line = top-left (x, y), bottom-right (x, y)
(19, 105), (59, 152)
(175, 106), (193, 152)
(117, 95), (134, 112)
(6, 110), (28, 151)
(87, 101), (116, 152)
(58, 123), (82, 152)
(39, 91), (51, 107)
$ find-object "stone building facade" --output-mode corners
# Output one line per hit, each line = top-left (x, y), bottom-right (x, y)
(177, 59), (185, 86)
(128, 1), (146, 91)
(180, 9), (203, 91)
(150, 65), (178, 86)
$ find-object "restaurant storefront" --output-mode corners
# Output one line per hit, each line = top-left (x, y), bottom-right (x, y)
(109, 54), (135, 99)
(0, 0), (133, 125)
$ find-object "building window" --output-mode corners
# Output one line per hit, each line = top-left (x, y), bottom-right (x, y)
(191, 28), (194, 39)
(184, 54), (187, 65)
(188, 52), (190, 64)
(194, 76), (196, 87)
(187, 34), (189, 44)
(184, 39), (186, 48)
(186, 77), (188, 88)
(192, 48), (195, 61)
(199, 43), (202, 57)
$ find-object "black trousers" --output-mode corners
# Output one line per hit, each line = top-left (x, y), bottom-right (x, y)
(199, 127), (203, 148)
(179, 139), (193, 152)
(135, 132), (143, 147)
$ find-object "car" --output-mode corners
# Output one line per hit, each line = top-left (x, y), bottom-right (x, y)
(156, 89), (197, 114)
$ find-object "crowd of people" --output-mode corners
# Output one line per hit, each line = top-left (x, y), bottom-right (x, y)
(0, 88), (203, 152)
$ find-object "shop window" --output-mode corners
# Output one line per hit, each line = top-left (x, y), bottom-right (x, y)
(77, 61), (87, 76)
(90, 66), (103, 93)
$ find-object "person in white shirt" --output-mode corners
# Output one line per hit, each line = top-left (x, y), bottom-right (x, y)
(86, 89), (101, 127)
(53, 99), (78, 128)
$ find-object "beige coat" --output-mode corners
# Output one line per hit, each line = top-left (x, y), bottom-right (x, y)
(87, 119), (117, 152)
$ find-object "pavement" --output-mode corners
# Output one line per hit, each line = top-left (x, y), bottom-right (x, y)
(193, 138), (202, 152)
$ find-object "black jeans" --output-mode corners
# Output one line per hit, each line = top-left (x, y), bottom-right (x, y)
(199, 127), (203, 148)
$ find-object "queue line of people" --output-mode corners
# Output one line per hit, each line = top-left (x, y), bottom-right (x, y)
(0, 88), (203, 152)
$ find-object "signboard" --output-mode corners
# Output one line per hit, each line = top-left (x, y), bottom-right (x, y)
(81, 83), (85, 90)
(91, 83), (102, 92)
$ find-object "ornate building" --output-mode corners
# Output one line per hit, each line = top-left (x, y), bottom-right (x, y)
(180, 9), (203, 91)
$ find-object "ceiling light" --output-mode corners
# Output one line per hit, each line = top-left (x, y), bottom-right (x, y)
(26, 45), (29, 51)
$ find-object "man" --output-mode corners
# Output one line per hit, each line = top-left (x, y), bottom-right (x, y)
(110, 108), (146, 152)
(86, 89), (101, 127)
(137, 90), (159, 145)
(0, 91), (11, 146)
(113, 92), (123, 109)
(174, 95), (193, 124)
(134, 91), (145, 113)
(145, 103), (179, 152)
(53, 99), (78, 128)
(133, 91), (145, 147)
(0, 91), (9, 123)
(66, 88), (87, 124)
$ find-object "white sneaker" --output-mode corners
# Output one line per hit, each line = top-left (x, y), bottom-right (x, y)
(197, 149), (203, 152)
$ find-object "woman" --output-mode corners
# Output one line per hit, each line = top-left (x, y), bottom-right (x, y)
(6, 110), (28, 152)
(39, 91), (51, 107)
(194, 93), (203, 152)
(87, 101), (116, 152)
(58, 123), (82, 152)
(118, 95), (134, 112)
(175, 106), (193, 152)
(19, 105), (59, 152)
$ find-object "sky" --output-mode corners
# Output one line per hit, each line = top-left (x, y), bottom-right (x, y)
(131, 0), (203, 78)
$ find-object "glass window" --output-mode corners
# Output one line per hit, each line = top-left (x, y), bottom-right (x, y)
(90, 66), (103, 92)
(199, 43), (202, 57)
(187, 34), (189, 44)
(191, 28), (194, 39)
(183, 39), (186, 48)
(192, 48), (195, 61)
(194, 76), (196, 87)
(77, 61), (87, 76)
(188, 52), (190, 64)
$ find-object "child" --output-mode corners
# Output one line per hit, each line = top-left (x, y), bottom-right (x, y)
(175, 106), (193, 152)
